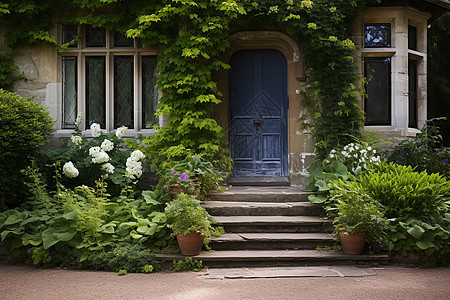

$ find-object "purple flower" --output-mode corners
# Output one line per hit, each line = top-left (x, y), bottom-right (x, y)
(180, 172), (188, 181)
(172, 171), (178, 175)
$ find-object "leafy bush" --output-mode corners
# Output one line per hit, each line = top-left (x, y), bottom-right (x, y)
(0, 89), (53, 208)
(387, 118), (450, 178)
(360, 162), (449, 220)
(86, 243), (160, 273)
(328, 177), (390, 247)
(172, 257), (203, 272)
(42, 121), (146, 197)
(0, 167), (170, 268)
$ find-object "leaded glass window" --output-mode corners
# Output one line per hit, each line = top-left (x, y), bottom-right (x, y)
(85, 26), (106, 48)
(62, 57), (77, 128)
(364, 23), (391, 48)
(86, 56), (106, 128)
(408, 25), (417, 51)
(114, 32), (134, 48)
(142, 56), (158, 129)
(364, 57), (391, 125)
(114, 56), (134, 128)
(62, 25), (78, 48)
(408, 59), (418, 128)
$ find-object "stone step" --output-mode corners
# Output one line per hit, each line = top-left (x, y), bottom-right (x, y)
(210, 233), (335, 250)
(212, 216), (333, 233)
(203, 201), (321, 216)
(210, 186), (312, 203)
(156, 250), (390, 268)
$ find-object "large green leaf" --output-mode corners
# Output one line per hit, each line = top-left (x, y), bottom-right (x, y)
(315, 180), (329, 192)
(407, 224), (425, 239)
(3, 211), (28, 226)
(308, 194), (327, 204)
(142, 190), (159, 205)
(42, 228), (76, 249)
(416, 240), (435, 250)
(21, 233), (42, 246)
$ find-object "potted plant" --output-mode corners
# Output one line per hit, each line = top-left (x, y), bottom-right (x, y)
(329, 179), (389, 254)
(161, 155), (226, 199)
(165, 193), (216, 255)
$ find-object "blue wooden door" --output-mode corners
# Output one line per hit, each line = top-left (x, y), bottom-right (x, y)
(229, 50), (288, 177)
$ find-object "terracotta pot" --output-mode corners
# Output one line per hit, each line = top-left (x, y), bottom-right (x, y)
(170, 184), (184, 199)
(170, 184), (200, 199)
(339, 229), (367, 255)
(176, 232), (204, 256)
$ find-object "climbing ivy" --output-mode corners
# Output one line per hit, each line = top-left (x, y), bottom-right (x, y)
(1, 0), (378, 166)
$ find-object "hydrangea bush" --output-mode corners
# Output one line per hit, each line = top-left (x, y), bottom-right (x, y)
(43, 115), (146, 196)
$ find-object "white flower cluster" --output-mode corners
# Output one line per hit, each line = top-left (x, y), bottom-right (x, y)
(90, 123), (102, 138)
(102, 162), (115, 174)
(327, 142), (381, 174)
(63, 161), (79, 178)
(100, 139), (114, 152)
(89, 146), (110, 164)
(126, 150), (146, 179)
(70, 135), (83, 146)
(115, 126), (128, 138)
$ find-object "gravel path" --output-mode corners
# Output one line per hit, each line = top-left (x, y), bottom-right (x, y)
(0, 264), (449, 300)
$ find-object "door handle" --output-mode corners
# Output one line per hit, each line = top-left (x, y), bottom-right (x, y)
(253, 120), (261, 126)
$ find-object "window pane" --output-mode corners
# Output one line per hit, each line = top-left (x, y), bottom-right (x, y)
(364, 23), (391, 48)
(114, 56), (134, 129)
(85, 26), (106, 48)
(86, 56), (106, 128)
(408, 60), (418, 128)
(62, 25), (78, 48)
(114, 32), (134, 48)
(142, 56), (158, 129)
(62, 57), (77, 128)
(364, 57), (391, 125)
(408, 25), (417, 51)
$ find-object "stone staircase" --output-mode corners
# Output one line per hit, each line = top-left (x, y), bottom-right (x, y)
(156, 186), (389, 268)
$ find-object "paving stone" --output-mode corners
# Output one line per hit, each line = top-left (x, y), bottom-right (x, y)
(202, 266), (377, 279)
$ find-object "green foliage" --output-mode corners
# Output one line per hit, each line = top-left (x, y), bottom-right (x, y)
(118, 269), (127, 275)
(0, 51), (21, 90)
(87, 243), (160, 273)
(0, 167), (170, 268)
(387, 118), (450, 178)
(0, 89), (54, 209)
(360, 161), (449, 220)
(159, 155), (226, 199)
(172, 257), (203, 272)
(328, 177), (390, 247)
(165, 193), (213, 238)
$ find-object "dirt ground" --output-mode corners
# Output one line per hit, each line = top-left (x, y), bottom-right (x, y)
(0, 264), (449, 300)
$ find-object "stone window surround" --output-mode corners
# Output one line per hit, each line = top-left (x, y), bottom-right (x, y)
(353, 6), (430, 137)
(54, 25), (161, 138)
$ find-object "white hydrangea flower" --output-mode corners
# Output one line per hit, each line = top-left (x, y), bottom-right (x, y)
(63, 161), (79, 178)
(91, 151), (110, 164)
(101, 139), (114, 152)
(329, 154), (335, 158)
(131, 150), (146, 161)
(367, 146), (372, 151)
(102, 163), (115, 174)
(71, 135), (83, 146)
(89, 146), (101, 156)
(75, 113), (82, 127)
(115, 126), (128, 138)
(90, 123), (102, 137)
(126, 157), (143, 179)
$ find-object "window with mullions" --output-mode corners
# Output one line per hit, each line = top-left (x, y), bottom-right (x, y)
(364, 57), (391, 125)
(60, 25), (159, 131)
(408, 25), (417, 51)
(364, 23), (391, 48)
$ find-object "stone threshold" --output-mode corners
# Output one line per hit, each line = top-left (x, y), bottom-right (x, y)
(201, 266), (378, 279)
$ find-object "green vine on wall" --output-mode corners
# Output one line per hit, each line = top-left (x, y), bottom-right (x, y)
(1, 0), (378, 167)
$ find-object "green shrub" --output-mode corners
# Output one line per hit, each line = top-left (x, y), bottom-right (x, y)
(360, 162), (449, 220)
(387, 118), (450, 178)
(172, 257), (203, 272)
(87, 243), (160, 273)
(0, 89), (54, 208)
